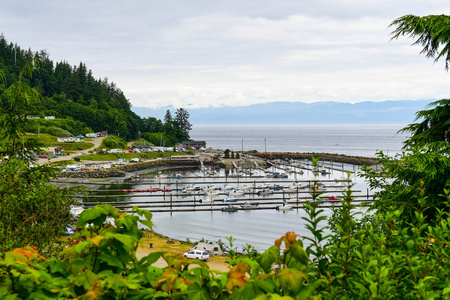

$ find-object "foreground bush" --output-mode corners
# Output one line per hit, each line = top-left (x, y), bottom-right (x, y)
(3, 182), (450, 299)
(0, 205), (312, 299)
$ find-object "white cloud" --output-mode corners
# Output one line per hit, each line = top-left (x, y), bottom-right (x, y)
(1, 1), (450, 109)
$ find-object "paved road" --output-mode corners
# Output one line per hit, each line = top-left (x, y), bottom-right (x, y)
(37, 137), (104, 164)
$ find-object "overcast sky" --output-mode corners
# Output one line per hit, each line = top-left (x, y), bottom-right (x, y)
(2, 1), (450, 109)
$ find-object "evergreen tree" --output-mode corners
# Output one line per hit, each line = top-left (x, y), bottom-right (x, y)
(390, 14), (450, 70)
(363, 14), (450, 224)
(174, 107), (192, 138)
(164, 109), (172, 124)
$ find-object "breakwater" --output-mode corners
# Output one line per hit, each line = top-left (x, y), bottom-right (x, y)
(59, 160), (201, 179)
(254, 152), (379, 166)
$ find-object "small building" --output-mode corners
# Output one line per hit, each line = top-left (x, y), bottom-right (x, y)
(191, 242), (223, 256)
(176, 141), (206, 150)
(97, 131), (108, 137)
(170, 155), (200, 161)
(57, 137), (81, 143)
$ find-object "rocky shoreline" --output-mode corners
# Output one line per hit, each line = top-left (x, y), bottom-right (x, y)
(58, 160), (201, 179)
(253, 152), (379, 166)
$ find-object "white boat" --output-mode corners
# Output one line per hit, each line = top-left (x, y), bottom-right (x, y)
(228, 190), (244, 197)
(330, 182), (346, 188)
(205, 185), (221, 191)
(199, 196), (215, 203)
(173, 173), (184, 179)
(186, 185), (201, 191)
(276, 203), (293, 211)
(70, 204), (84, 218)
(205, 191), (220, 197)
(223, 185), (234, 190)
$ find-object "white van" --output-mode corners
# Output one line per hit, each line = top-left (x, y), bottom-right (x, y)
(184, 250), (210, 261)
(130, 158), (140, 163)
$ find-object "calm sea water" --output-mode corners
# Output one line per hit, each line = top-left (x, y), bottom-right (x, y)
(190, 124), (408, 157)
(109, 124), (409, 253)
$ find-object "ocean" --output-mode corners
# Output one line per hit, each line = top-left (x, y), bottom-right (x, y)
(189, 124), (408, 157)
(103, 124), (409, 252)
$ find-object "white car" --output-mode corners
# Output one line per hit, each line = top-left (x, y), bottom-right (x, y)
(184, 250), (210, 261)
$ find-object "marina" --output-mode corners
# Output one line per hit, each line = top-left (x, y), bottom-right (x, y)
(73, 157), (373, 251)
(66, 124), (406, 252)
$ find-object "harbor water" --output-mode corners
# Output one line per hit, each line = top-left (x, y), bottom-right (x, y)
(93, 124), (408, 252)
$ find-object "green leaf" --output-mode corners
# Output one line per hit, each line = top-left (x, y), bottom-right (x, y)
(0, 286), (18, 299)
(185, 283), (210, 300)
(256, 245), (279, 273)
(289, 242), (309, 267)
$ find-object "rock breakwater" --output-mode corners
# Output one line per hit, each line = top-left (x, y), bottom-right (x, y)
(254, 152), (379, 166)
(59, 160), (201, 179)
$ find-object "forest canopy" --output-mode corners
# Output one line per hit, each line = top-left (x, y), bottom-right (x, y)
(0, 35), (191, 146)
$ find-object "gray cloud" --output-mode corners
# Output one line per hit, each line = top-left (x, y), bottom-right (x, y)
(2, 1), (450, 109)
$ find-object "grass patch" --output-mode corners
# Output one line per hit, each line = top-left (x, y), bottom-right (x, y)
(53, 142), (94, 151)
(137, 231), (229, 263)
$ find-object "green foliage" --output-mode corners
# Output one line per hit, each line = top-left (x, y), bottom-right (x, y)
(362, 148), (450, 225)
(0, 52), (46, 159)
(131, 139), (154, 146)
(0, 205), (312, 299)
(4, 180), (450, 298)
(399, 99), (450, 150)
(174, 108), (192, 138)
(26, 117), (93, 137)
(53, 141), (94, 151)
(390, 14), (450, 70)
(101, 134), (127, 149)
(0, 158), (79, 255)
(0, 35), (192, 144)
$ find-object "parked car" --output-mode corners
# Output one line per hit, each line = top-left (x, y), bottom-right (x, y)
(184, 250), (210, 261)
(38, 155), (48, 158)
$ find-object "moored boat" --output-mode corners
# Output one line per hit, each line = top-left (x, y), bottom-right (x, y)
(276, 203), (293, 211)
(224, 197), (238, 203)
(222, 205), (238, 212)
(240, 201), (259, 209)
(228, 190), (244, 197)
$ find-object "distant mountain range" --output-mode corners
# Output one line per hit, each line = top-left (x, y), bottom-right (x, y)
(131, 100), (436, 125)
